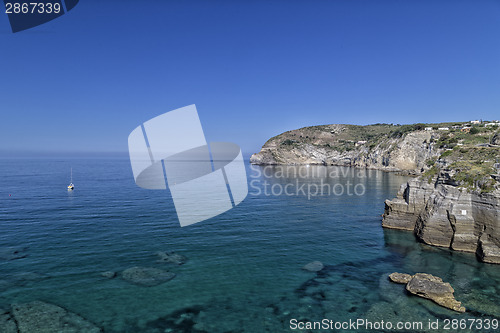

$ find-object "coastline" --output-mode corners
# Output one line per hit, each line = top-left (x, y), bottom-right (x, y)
(251, 123), (500, 265)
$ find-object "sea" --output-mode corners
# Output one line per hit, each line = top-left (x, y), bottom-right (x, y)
(0, 158), (499, 332)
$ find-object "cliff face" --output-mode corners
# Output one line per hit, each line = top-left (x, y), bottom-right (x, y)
(250, 124), (441, 174)
(383, 175), (500, 264)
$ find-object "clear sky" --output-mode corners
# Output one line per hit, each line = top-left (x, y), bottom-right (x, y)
(1, 0), (499, 157)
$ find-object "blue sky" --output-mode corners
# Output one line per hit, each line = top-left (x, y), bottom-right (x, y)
(1, 0), (499, 157)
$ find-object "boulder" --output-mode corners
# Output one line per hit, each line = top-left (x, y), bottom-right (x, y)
(388, 272), (412, 284)
(405, 273), (466, 313)
(156, 251), (187, 265)
(122, 267), (175, 286)
(302, 261), (324, 272)
(11, 301), (101, 332)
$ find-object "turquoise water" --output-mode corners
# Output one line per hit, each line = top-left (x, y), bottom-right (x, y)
(0, 159), (499, 332)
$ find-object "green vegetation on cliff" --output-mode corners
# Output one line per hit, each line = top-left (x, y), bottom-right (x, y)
(267, 121), (498, 154)
(446, 147), (498, 192)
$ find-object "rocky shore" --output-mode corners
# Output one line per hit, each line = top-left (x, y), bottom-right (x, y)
(383, 174), (500, 264)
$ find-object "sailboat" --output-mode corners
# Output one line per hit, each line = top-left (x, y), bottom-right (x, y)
(67, 168), (75, 190)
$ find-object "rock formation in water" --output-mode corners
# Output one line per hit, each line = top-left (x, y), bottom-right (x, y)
(156, 251), (187, 265)
(302, 261), (324, 272)
(121, 266), (176, 286)
(388, 272), (412, 284)
(100, 271), (117, 279)
(0, 301), (101, 333)
(389, 272), (466, 313)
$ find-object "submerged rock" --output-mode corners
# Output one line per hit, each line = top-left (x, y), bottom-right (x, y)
(0, 246), (28, 260)
(389, 272), (466, 313)
(388, 272), (412, 284)
(302, 261), (324, 272)
(462, 290), (500, 317)
(11, 301), (101, 332)
(0, 272), (43, 292)
(13, 272), (46, 286)
(143, 306), (204, 332)
(0, 280), (14, 291)
(14, 272), (43, 281)
(0, 312), (17, 333)
(122, 267), (175, 286)
(100, 271), (117, 279)
(156, 251), (187, 265)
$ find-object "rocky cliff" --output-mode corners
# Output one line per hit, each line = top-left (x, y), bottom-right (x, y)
(383, 170), (500, 264)
(251, 123), (498, 173)
(493, 132), (500, 145)
(250, 124), (447, 174)
(383, 143), (500, 264)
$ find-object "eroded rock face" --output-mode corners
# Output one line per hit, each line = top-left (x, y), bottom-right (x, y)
(477, 234), (500, 264)
(250, 126), (439, 173)
(382, 179), (436, 230)
(122, 267), (175, 287)
(388, 272), (412, 284)
(405, 273), (466, 313)
(383, 176), (500, 264)
(492, 132), (499, 145)
(11, 301), (101, 333)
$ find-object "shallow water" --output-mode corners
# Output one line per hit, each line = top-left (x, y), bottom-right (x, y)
(0, 159), (499, 332)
